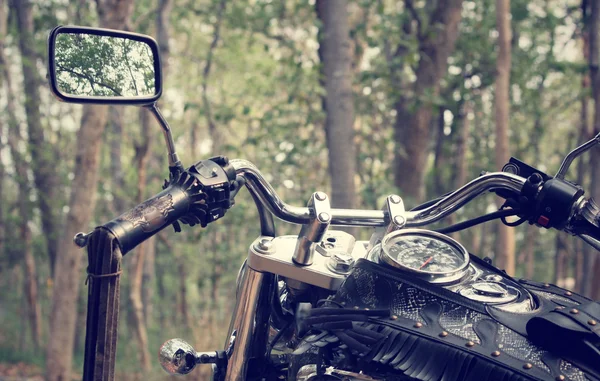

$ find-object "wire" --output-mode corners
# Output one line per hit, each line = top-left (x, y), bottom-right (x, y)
(265, 320), (293, 360)
(435, 209), (521, 234)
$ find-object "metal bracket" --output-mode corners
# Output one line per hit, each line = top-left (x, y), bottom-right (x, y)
(367, 194), (406, 250)
(293, 192), (331, 265)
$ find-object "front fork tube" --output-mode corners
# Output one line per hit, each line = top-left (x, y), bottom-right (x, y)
(223, 266), (274, 381)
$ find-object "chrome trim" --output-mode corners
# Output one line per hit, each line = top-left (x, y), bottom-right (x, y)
(224, 267), (272, 381)
(231, 159), (526, 228)
(556, 132), (600, 179)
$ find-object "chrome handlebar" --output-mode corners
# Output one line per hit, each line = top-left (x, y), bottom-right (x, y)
(230, 159), (527, 228)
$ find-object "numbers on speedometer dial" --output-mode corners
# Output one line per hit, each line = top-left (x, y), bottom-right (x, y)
(379, 230), (470, 283)
(387, 237), (464, 273)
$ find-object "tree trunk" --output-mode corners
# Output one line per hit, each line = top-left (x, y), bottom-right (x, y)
(45, 2), (134, 380)
(433, 107), (447, 196)
(393, 0), (463, 201)
(493, 0), (516, 275)
(109, 106), (127, 213)
(584, 0), (600, 297)
(12, 0), (61, 275)
(316, 0), (357, 209)
(0, 0), (7, 267)
(0, 10), (42, 349)
(127, 107), (153, 372)
(522, 226), (538, 279)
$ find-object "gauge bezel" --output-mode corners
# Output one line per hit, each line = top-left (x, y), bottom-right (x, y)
(378, 229), (470, 284)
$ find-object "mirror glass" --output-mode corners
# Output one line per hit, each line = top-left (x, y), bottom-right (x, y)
(54, 32), (157, 98)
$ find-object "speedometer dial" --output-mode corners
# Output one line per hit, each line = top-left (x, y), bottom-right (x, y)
(379, 229), (469, 284)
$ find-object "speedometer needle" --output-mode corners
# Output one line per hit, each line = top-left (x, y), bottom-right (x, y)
(419, 256), (434, 270)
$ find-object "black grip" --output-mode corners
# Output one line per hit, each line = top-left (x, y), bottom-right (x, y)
(103, 158), (236, 255)
(103, 184), (191, 254)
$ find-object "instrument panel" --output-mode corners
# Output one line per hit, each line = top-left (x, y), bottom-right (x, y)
(373, 229), (531, 309)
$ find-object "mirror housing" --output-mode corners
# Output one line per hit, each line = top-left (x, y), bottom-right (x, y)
(48, 25), (162, 106)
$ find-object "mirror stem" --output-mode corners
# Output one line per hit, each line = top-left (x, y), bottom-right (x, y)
(147, 103), (183, 172)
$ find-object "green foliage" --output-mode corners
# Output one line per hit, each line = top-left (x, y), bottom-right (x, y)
(0, 0), (596, 377)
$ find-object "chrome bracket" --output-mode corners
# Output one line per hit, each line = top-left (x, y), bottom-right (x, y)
(367, 194), (406, 250)
(292, 192), (331, 266)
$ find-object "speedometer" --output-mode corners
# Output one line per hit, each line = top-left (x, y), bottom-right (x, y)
(379, 229), (470, 284)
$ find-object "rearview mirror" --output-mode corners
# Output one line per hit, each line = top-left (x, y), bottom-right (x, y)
(48, 26), (162, 105)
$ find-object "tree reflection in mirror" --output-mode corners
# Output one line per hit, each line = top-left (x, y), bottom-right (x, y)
(54, 33), (156, 98)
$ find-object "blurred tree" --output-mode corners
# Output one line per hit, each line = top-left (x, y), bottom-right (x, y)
(493, 0), (516, 275)
(45, 1), (135, 380)
(587, 0), (600, 300)
(391, 0), (464, 201)
(316, 0), (357, 209)
(1, 0), (41, 350)
(12, 0), (61, 275)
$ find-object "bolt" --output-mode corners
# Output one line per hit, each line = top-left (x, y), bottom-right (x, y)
(393, 215), (406, 226)
(390, 195), (402, 204)
(318, 212), (331, 222)
(256, 238), (272, 252)
(315, 192), (327, 201)
(328, 252), (355, 274)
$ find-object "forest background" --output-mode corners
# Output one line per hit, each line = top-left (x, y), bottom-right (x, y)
(0, 0), (599, 380)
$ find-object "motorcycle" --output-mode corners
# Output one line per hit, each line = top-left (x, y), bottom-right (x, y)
(47, 26), (600, 381)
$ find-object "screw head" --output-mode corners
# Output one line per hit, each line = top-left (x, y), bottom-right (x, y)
(439, 331), (449, 338)
(414, 322), (423, 328)
(465, 341), (475, 348)
(565, 291), (573, 296)
(256, 238), (273, 252)
(544, 283), (550, 288)
(556, 376), (565, 381)
(570, 308), (579, 315)
(523, 363), (533, 370)
(318, 212), (331, 222)
(390, 195), (401, 204)
(589, 320), (597, 326)
(315, 192), (327, 201)
(393, 215), (406, 226)
(390, 315), (398, 321)
(492, 351), (501, 357)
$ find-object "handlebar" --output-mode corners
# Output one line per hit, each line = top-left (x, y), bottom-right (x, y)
(79, 157), (600, 255)
(230, 159), (527, 228)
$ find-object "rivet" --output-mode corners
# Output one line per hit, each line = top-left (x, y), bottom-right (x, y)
(544, 283), (550, 288)
(491, 351), (501, 357)
(565, 291), (572, 296)
(556, 376), (565, 381)
(465, 341), (475, 348)
(414, 322), (423, 328)
(554, 306), (565, 311)
(364, 307), (370, 311)
(570, 308), (579, 315)
(523, 363), (533, 370)
(589, 320), (597, 326)
(315, 192), (327, 201)
(439, 331), (449, 338)
(390, 315), (398, 321)
(353, 306), (360, 310)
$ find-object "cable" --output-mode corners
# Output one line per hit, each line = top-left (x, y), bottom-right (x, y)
(265, 320), (293, 359)
(435, 209), (521, 234)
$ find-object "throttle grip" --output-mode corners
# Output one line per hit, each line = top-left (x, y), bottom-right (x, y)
(103, 158), (236, 255)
